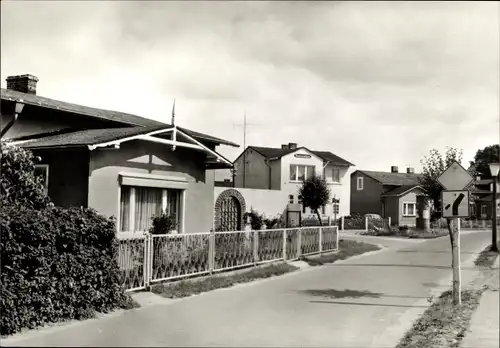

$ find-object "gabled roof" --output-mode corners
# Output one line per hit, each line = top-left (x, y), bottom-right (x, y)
(354, 170), (422, 186)
(381, 185), (424, 197)
(1, 88), (239, 147)
(244, 146), (354, 166)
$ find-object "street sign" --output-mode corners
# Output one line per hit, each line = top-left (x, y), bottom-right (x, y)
(437, 161), (474, 191)
(442, 190), (470, 218)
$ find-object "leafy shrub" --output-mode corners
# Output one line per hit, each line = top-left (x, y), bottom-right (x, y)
(150, 211), (178, 235)
(0, 203), (130, 336)
(0, 142), (51, 209)
(244, 208), (265, 230)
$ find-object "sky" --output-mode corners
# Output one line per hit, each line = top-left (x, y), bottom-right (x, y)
(1, 1), (499, 179)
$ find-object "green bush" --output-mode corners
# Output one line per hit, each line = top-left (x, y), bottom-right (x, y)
(0, 204), (130, 336)
(150, 211), (178, 235)
(0, 142), (51, 209)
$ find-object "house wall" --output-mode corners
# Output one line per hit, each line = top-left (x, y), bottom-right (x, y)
(214, 187), (289, 217)
(269, 159), (281, 190)
(88, 140), (215, 234)
(384, 197), (400, 225)
(324, 163), (352, 217)
(350, 172), (384, 216)
(35, 148), (90, 208)
(398, 188), (424, 227)
(233, 148), (270, 189)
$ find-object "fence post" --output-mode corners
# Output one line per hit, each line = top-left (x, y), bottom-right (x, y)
(365, 216), (369, 231)
(319, 227), (323, 255)
(482, 220), (486, 229)
(143, 233), (152, 291)
(253, 230), (259, 265)
(209, 230), (215, 274)
(283, 229), (287, 261)
(298, 228), (302, 257)
(388, 217), (392, 226)
(328, 216), (332, 226)
(341, 216), (344, 231)
(336, 226), (340, 250)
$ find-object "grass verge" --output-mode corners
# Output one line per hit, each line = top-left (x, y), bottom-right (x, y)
(474, 244), (500, 268)
(396, 289), (484, 348)
(300, 239), (381, 266)
(152, 263), (299, 299)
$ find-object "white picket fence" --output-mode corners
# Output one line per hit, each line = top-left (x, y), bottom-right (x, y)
(117, 226), (339, 292)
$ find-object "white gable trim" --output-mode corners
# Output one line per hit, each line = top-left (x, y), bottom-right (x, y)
(279, 147), (324, 162)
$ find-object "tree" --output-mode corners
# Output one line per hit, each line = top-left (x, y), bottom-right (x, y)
(469, 144), (500, 177)
(419, 147), (464, 219)
(419, 146), (465, 305)
(298, 175), (330, 226)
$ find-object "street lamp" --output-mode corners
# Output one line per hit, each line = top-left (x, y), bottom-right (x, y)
(488, 162), (499, 252)
(1, 99), (24, 138)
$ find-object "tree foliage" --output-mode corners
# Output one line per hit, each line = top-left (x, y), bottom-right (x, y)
(469, 144), (500, 177)
(419, 147), (464, 219)
(298, 175), (330, 226)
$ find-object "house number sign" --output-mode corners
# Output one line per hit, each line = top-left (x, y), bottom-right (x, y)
(294, 154), (311, 159)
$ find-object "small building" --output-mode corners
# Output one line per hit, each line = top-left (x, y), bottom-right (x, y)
(471, 177), (499, 219)
(350, 166), (423, 226)
(1, 74), (238, 235)
(232, 143), (354, 217)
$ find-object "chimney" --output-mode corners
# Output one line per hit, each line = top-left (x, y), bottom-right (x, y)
(6, 74), (39, 94)
(288, 142), (297, 150)
(391, 166), (399, 173)
(281, 144), (289, 150)
(407, 167), (415, 174)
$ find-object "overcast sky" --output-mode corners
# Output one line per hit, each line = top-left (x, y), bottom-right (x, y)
(1, 1), (499, 176)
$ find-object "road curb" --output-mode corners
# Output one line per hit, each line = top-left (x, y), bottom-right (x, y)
(371, 241), (492, 348)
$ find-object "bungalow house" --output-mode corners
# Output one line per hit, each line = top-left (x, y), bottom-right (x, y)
(471, 177), (500, 219)
(350, 166), (423, 226)
(1, 74), (238, 235)
(232, 143), (354, 217)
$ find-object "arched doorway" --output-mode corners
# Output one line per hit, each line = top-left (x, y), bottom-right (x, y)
(214, 189), (246, 231)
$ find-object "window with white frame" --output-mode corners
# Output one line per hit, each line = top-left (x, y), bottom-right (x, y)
(288, 194), (294, 204)
(120, 186), (182, 233)
(34, 164), (49, 193)
(403, 202), (416, 216)
(357, 177), (364, 190)
(290, 164), (315, 182)
(332, 167), (340, 183)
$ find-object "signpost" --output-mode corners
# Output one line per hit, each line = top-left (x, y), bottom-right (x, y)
(437, 161), (473, 305)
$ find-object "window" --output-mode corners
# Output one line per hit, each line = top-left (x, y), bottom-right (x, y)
(288, 194), (294, 204)
(34, 164), (49, 193)
(403, 202), (416, 216)
(357, 177), (364, 190)
(332, 167), (340, 183)
(481, 205), (487, 217)
(119, 186), (183, 233)
(290, 165), (315, 182)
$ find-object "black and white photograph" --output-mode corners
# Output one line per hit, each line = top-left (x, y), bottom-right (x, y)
(0, 1), (499, 347)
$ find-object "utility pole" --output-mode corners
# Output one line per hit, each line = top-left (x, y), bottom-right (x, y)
(233, 112), (260, 188)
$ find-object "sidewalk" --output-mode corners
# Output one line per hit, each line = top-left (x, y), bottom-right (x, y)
(461, 257), (500, 348)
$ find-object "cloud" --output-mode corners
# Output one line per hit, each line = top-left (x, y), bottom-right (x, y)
(1, 0), (498, 177)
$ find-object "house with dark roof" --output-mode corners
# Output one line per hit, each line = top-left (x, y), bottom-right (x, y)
(1, 74), (238, 234)
(350, 166), (424, 226)
(232, 142), (354, 217)
(471, 177), (499, 219)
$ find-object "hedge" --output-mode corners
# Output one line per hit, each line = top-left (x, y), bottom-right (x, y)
(0, 203), (131, 336)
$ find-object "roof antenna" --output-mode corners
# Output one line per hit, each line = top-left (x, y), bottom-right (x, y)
(171, 98), (177, 151)
(171, 98), (176, 126)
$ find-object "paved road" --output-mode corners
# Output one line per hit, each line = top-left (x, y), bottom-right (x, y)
(3, 231), (491, 347)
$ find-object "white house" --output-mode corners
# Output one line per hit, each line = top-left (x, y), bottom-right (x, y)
(231, 142), (354, 217)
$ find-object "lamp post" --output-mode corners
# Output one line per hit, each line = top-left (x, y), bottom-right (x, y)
(1, 100), (24, 138)
(488, 162), (499, 252)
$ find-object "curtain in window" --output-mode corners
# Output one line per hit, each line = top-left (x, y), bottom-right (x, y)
(135, 187), (162, 232)
(290, 165), (297, 181)
(166, 189), (181, 229)
(120, 187), (131, 232)
(298, 166), (306, 181)
(332, 168), (340, 182)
